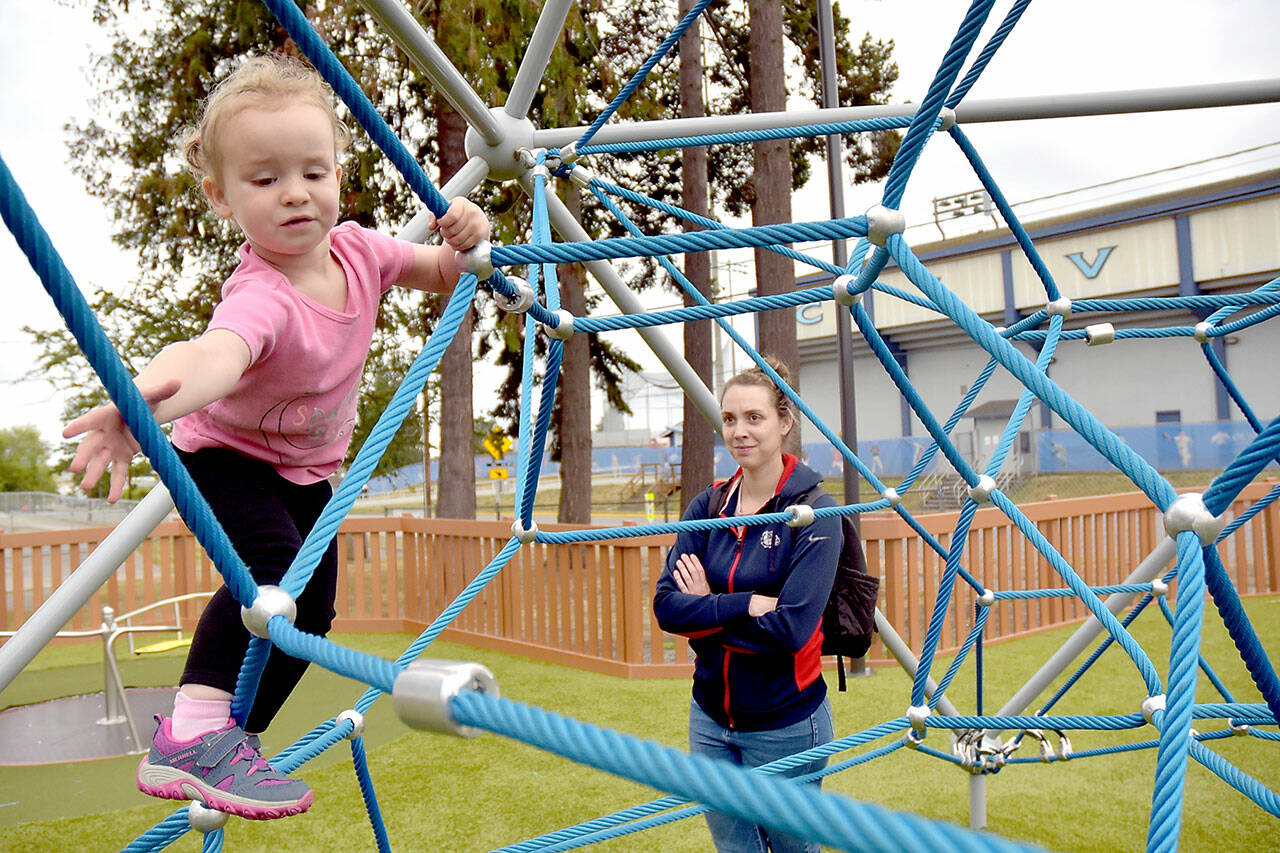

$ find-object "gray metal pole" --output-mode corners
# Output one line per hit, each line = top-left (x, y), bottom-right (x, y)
(873, 609), (960, 717)
(356, 0), (504, 145)
(505, 0), (574, 119)
(987, 536), (1178, 733)
(536, 181), (722, 431)
(532, 78), (1280, 148)
(0, 485), (175, 692)
(817, 0), (860, 518)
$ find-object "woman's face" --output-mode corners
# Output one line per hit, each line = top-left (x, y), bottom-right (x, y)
(721, 383), (791, 472)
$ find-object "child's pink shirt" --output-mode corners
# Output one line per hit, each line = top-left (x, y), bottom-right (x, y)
(172, 222), (414, 484)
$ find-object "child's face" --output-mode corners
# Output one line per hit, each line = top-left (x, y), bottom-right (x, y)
(202, 101), (342, 265)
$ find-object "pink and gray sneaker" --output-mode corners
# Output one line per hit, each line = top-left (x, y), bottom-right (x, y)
(136, 716), (313, 820)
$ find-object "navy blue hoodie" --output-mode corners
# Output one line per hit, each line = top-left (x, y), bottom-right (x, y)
(653, 455), (840, 731)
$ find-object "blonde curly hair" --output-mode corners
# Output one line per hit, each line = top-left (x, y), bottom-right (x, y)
(181, 54), (351, 179)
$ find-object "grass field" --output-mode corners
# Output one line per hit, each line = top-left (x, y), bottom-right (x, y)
(1, 595), (1276, 852)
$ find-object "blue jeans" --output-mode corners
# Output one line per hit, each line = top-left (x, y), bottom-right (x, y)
(688, 697), (834, 853)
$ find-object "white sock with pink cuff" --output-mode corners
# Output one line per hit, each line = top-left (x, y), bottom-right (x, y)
(170, 690), (233, 741)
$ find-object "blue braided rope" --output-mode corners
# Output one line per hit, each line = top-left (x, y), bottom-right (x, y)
(351, 736), (392, 853)
(1201, 548), (1280, 723)
(200, 827), (224, 852)
(280, 273), (478, 601)
(229, 635), (272, 727)
(925, 713), (1146, 731)
(949, 125), (1061, 302)
(987, 489), (1163, 694)
(1189, 739), (1280, 817)
(946, 0), (1034, 108)
(572, 0), (713, 150)
(882, 0), (996, 207)
(994, 584), (1157, 600)
(1072, 292), (1280, 312)
(1147, 532), (1207, 853)
(1154, 595), (1240, 706)
(929, 605), (991, 706)
(452, 692), (1043, 853)
(1218, 483), (1280, 541)
(1201, 341), (1265, 432)
(490, 215), (869, 266)
(1202, 414), (1280, 516)
(1211, 301), (1280, 336)
(889, 234), (1177, 509)
(266, 619), (399, 694)
(260, 0), (446, 217)
(982, 315), (1064, 480)
(271, 718), (348, 770)
(911, 501), (979, 706)
(577, 115), (915, 156)
(586, 183), (892, 502)
(0, 152), (260, 610)
(1204, 275), (1280, 324)
(1035, 595), (1154, 718)
(121, 810), (191, 852)
(590, 176), (945, 313)
(504, 720), (911, 853)
(574, 284), (839, 333)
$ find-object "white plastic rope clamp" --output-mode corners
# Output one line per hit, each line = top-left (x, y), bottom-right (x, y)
(968, 474), (996, 504)
(786, 503), (815, 528)
(494, 276), (536, 314)
(1045, 297), (1072, 317)
(240, 585), (297, 639)
(187, 801), (230, 833)
(545, 309), (575, 341)
(865, 205), (906, 248)
(1085, 323), (1115, 346)
(1142, 694), (1166, 724)
(337, 709), (365, 740)
(463, 240), (494, 279)
(511, 519), (539, 544)
(832, 274), (862, 307)
(1163, 492), (1223, 546)
(392, 659), (499, 738)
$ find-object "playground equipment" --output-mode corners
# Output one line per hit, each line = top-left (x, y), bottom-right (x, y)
(1, 0), (1278, 850)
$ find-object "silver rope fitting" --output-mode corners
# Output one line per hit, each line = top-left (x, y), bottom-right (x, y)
(462, 240), (494, 280)
(515, 148), (538, 169)
(187, 801), (230, 833)
(511, 519), (539, 544)
(1230, 720), (1252, 736)
(240, 585), (297, 639)
(392, 659), (499, 738)
(907, 704), (930, 731)
(882, 487), (901, 508)
(545, 309), (575, 341)
(336, 709), (365, 740)
(1045, 297), (1072, 317)
(1085, 322), (1115, 346)
(976, 588), (996, 608)
(968, 474), (997, 504)
(1163, 492), (1223, 546)
(494, 276), (537, 314)
(1058, 733), (1073, 760)
(1142, 694), (1166, 724)
(831, 274), (862, 307)
(530, 163), (550, 181)
(559, 141), (579, 164)
(786, 503), (816, 528)
(865, 205), (906, 248)
(1193, 321), (1213, 343)
(938, 107), (957, 131)
(1150, 578), (1169, 598)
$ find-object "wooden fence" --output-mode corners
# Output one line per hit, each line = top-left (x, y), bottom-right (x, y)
(2, 483), (1277, 678)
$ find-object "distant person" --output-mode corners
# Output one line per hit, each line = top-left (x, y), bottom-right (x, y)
(653, 358), (840, 853)
(63, 54), (489, 819)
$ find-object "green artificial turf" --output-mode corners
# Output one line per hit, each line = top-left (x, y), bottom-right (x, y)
(0, 597), (1276, 852)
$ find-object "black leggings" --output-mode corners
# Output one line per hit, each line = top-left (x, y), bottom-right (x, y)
(178, 447), (339, 733)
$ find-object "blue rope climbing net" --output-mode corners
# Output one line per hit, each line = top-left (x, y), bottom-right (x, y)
(1, 0), (1277, 850)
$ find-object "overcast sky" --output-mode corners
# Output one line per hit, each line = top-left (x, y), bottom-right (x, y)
(1, 0), (1277, 448)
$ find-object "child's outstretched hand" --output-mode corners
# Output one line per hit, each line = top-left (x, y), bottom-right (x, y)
(63, 379), (181, 503)
(427, 197), (490, 255)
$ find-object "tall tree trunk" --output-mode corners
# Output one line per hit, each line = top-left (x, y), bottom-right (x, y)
(679, 0), (715, 509)
(557, 188), (592, 524)
(433, 95), (476, 519)
(747, 0), (798, 376)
